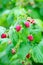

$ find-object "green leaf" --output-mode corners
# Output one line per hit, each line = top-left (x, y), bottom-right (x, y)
(31, 40), (43, 63)
(17, 42), (31, 60)
(0, 26), (6, 35)
(9, 27), (19, 46)
(7, 12), (14, 27)
(0, 38), (14, 65)
(40, 8), (43, 16)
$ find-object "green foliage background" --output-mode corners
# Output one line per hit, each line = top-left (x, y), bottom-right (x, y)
(0, 0), (43, 65)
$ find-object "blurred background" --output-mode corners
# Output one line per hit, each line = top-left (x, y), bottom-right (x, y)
(0, 0), (43, 28)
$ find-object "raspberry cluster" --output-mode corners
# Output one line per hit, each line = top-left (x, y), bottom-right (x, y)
(1, 17), (35, 57)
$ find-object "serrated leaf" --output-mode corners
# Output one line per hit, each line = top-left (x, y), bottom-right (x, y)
(31, 40), (43, 63)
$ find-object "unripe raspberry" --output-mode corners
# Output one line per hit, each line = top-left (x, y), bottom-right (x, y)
(27, 35), (33, 41)
(26, 54), (30, 58)
(24, 22), (30, 28)
(8, 40), (12, 44)
(31, 19), (35, 24)
(29, 19), (33, 23)
(12, 48), (16, 54)
(27, 17), (35, 24)
(16, 25), (21, 32)
(1, 33), (7, 38)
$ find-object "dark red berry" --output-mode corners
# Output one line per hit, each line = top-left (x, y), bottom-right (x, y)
(26, 54), (30, 58)
(1, 33), (7, 38)
(16, 25), (21, 32)
(24, 22), (30, 28)
(27, 35), (33, 41)
(12, 48), (16, 54)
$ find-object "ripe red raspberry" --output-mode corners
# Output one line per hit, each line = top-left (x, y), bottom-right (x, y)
(27, 35), (33, 41)
(1, 33), (7, 38)
(26, 54), (30, 58)
(24, 22), (30, 28)
(16, 25), (21, 32)
(12, 48), (16, 54)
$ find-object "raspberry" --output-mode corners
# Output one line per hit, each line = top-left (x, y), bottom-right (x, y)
(8, 40), (12, 44)
(1, 33), (7, 38)
(16, 25), (21, 32)
(31, 19), (35, 24)
(24, 22), (30, 28)
(29, 19), (33, 23)
(26, 54), (30, 58)
(29, 19), (35, 24)
(12, 48), (16, 54)
(27, 35), (33, 41)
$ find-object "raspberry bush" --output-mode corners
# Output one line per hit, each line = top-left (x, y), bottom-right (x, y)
(0, 0), (43, 65)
